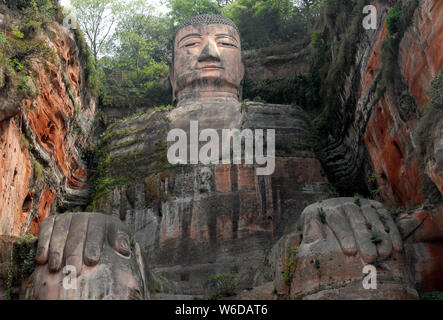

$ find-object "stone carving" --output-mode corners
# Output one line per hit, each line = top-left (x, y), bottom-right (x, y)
(170, 14), (244, 106)
(29, 15), (413, 300)
(271, 198), (417, 299)
(24, 212), (146, 300)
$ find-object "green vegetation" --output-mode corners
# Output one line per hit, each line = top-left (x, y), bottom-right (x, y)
(30, 155), (45, 184)
(378, 213), (390, 233)
(86, 107), (177, 211)
(66, 0), (325, 110)
(6, 233), (38, 300)
(353, 193), (361, 207)
(153, 279), (165, 293)
(388, 206), (404, 217)
(370, 231), (382, 245)
(167, 0), (222, 25)
(377, 0), (419, 98)
(243, 74), (320, 106)
(283, 245), (298, 286)
(416, 69), (443, 161)
(318, 207), (326, 224)
(311, 0), (367, 131)
(386, 4), (402, 35)
(372, 185), (385, 195)
(0, 27), (56, 101)
(208, 272), (238, 299)
(420, 291), (443, 300)
(73, 27), (100, 95)
(368, 172), (379, 184)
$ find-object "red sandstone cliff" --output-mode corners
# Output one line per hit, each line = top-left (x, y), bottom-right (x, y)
(318, 0), (443, 292)
(0, 4), (96, 237)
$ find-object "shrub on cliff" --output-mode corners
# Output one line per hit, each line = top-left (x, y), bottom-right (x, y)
(386, 4), (401, 35)
(416, 69), (443, 160)
(6, 233), (37, 300)
(208, 273), (238, 299)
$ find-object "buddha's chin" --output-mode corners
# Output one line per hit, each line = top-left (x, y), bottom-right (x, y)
(198, 69), (223, 80)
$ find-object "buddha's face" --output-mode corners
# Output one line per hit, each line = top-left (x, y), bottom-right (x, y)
(171, 24), (244, 102)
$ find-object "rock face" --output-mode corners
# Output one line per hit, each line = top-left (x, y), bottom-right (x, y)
(93, 100), (329, 296)
(242, 42), (310, 82)
(0, 5), (96, 237)
(397, 205), (443, 292)
(270, 198), (417, 300)
(399, 0), (443, 108)
(22, 212), (147, 300)
(1, 1), (442, 300)
(312, 0), (442, 292)
(318, 0), (442, 207)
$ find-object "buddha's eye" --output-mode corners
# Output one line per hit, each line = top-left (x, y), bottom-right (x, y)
(219, 42), (236, 47)
(184, 42), (199, 47)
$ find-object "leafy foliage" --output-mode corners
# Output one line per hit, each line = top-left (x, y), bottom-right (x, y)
(283, 245), (298, 285)
(70, 0), (123, 62)
(386, 4), (401, 35)
(370, 231), (382, 244)
(0, 6), (58, 102)
(98, 2), (172, 109)
(208, 272), (238, 299)
(420, 291), (443, 300)
(223, 0), (308, 50)
(6, 233), (37, 300)
(167, 0), (221, 25)
(416, 69), (443, 160)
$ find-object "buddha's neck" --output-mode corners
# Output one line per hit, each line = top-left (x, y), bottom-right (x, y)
(176, 91), (240, 108)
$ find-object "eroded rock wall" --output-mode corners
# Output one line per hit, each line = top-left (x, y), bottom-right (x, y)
(317, 0), (443, 292)
(92, 101), (329, 296)
(0, 5), (96, 237)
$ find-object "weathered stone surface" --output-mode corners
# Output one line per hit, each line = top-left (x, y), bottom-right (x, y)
(22, 212), (147, 300)
(96, 100), (329, 296)
(0, 6), (96, 237)
(399, 0), (443, 108)
(424, 119), (443, 196)
(397, 204), (443, 292)
(271, 198), (417, 300)
(242, 44), (310, 82)
(0, 120), (32, 235)
(319, 0), (442, 210)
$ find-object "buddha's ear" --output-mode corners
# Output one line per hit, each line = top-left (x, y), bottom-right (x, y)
(240, 60), (245, 83)
(169, 65), (177, 105)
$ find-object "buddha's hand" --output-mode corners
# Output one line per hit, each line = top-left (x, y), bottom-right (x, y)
(287, 198), (415, 299)
(298, 198), (403, 263)
(28, 212), (146, 300)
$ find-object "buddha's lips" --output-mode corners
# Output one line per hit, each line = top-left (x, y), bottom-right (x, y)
(198, 65), (223, 70)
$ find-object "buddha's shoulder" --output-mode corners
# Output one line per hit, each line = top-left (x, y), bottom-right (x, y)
(240, 101), (311, 128)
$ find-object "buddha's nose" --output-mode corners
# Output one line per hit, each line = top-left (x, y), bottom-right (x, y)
(198, 39), (221, 62)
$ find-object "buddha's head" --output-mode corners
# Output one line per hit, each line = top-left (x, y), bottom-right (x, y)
(170, 14), (244, 105)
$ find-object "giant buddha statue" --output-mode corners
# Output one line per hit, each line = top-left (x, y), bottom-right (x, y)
(25, 15), (416, 300)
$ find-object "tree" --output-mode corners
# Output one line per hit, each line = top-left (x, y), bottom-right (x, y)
(223, 0), (302, 49)
(167, 0), (221, 25)
(70, 0), (122, 63)
(99, 2), (172, 109)
(294, 0), (324, 32)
